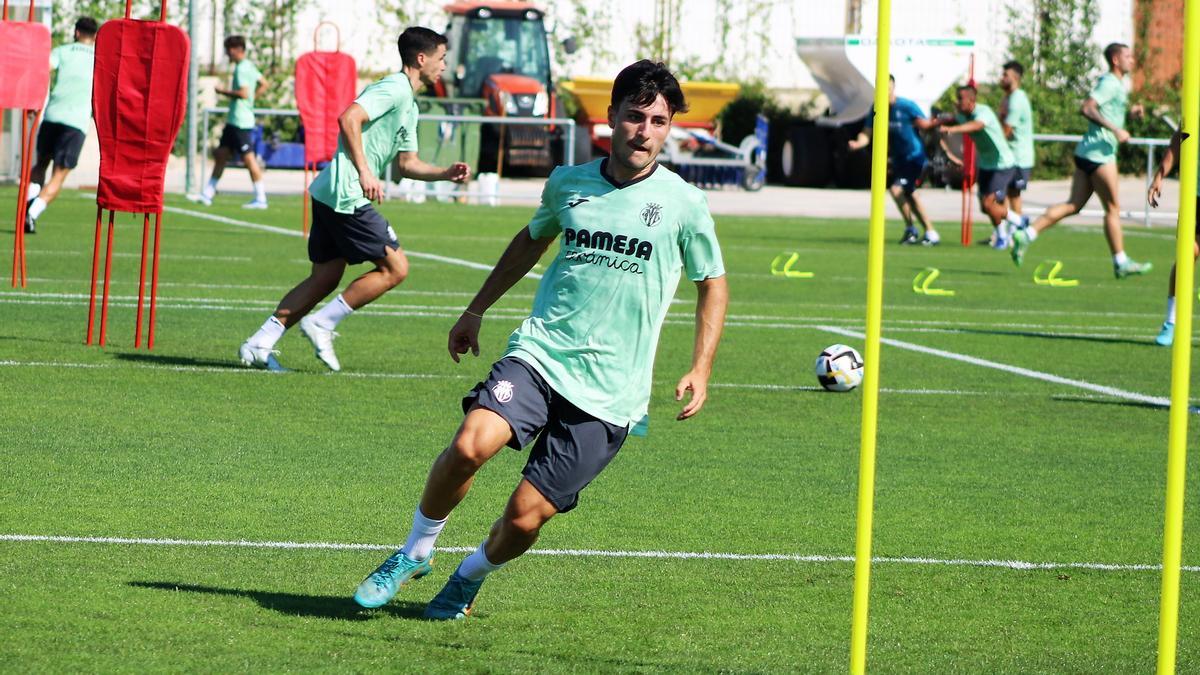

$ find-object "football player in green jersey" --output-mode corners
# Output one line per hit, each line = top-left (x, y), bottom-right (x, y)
(352, 61), (729, 620)
(1011, 43), (1152, 278)
(25, 17), (98, 234)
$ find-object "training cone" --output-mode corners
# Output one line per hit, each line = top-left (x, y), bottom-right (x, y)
(770, 251), (814, 278)
(911, 267), (955, 296)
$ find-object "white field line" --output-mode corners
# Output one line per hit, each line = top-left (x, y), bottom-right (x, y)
(25, 277), (537, 300)
(818, 325), (1187, 412)
(0, 291), (1156, 336)
(163, 205), (542, 280)
(25, 249), (251, 262)
(3, 359), (1192, 405)
(0, 533), (1194, 574)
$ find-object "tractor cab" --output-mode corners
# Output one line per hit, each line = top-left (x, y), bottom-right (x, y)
(442, 2), (557, 170)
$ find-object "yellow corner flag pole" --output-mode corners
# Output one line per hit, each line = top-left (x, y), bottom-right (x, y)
(1157, 2), (1199, 672)
(850, 1), (892, 673)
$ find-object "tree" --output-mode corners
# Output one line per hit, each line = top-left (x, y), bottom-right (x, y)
(1004, 0), (1100, 177)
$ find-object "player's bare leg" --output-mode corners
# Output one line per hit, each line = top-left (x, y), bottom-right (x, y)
(1088, 162), (1124, 256)
(1007, 186), (1024, 217)
(241, 149), (269, 208)
(1031, 168), (1092, 235)
(907, 191), (939, 242)
(890, 185), (919, 244)
(271, 260), (347, 327)
(419, 407), (515, 520)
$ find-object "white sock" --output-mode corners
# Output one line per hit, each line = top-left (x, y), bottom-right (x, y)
(924, 229), (940, 243)
(1114, 251), (1130, 266)
(1025, 227), (1038, 242)
(26, 183), (41, 202)
(1167, 296), (1177, 324)
(401, 508), (447, 561)
(248, 315), (286, 349)
(1004, 211), (1024, 227)
(455, 542), (505, 582)
(253, 181), (266, 201)
(202, 178), (218, 199)
(997, 221), (1010, 240)
(28, 197), (47, 220)
(310, 294), (353, 330)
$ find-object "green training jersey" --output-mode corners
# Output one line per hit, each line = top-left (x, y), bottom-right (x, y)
(227, 59), (262, 130)
(1075, 72), (1128, 164)
(956, 103), (1015, 170)
(1004, 89), (1035, 169)
(309, 73), (419, 214)
(505, 159), (726, 428)
(43, 43), (95, 133)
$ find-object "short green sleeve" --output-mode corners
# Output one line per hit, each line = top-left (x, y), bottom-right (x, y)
(678, 193), (725, 281)
(356, 79), (401, 122)
(527, 167), (562, 239)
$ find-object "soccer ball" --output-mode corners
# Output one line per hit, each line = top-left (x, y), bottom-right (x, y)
(815, 344), (864, 392)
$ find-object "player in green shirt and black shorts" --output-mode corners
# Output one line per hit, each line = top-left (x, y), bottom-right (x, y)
(1012, 43), (1152, 278)
(941, 85), (1028, 248)
(25, 17), (98, 235)
(237, 27), (470, 372)
(189, 36), (270, 209)
(1147, 126), (1198, 346)
(999, 60), (1034, 219)
(351, 60), (729, 620)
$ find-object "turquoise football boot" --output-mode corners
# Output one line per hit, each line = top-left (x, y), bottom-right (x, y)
(423, 572), (484, 620)
(353, 550), (433, 609)
(1156, 321), (1175, 347)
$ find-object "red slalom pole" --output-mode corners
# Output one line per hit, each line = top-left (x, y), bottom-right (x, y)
(86, 207), (103, 344)
(134, 212), (150, 347)
(15, 109), (41, 286)
(147, 211), (162, 350)
(99, 211), (116, 346)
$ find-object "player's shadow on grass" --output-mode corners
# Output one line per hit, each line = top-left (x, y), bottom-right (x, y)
(114, 353), (245, 370)
(128, 581), (427, 620)
(951, 327), (1151, 347)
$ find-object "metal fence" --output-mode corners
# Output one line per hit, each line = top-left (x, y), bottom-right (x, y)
(1032, 133), (1171, 228)
(198, 106), (577, 203)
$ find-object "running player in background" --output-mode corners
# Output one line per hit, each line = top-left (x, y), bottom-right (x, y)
(999, 60), (1035, 221)
(351, 60), (728, 620)
(189, 35), (270, 209)
(848, 75), (943, 245)
(940, 85), (1028, 248)
(25, 17), (98, 234)
(1011, 43), (1152, 278)
(1146, 128), (1195, 345)
(237, 27), (470, 372)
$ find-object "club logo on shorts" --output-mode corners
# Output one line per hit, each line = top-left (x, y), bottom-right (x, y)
(640, 203), (662, 228)
(492, 380), (514, 403)
(398, 126), (410, 145)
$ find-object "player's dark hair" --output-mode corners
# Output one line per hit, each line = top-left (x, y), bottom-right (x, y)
(224, 35), (246, 51)
(75, 17), (98, 37)
(1104, 42), (1128, 67)
(610, 60), (689, 116)
(1003, 60), (1024, 78)
(888, 74), (895, 84)
(956, 84), (977, 97)
(398, 27), (448, 68)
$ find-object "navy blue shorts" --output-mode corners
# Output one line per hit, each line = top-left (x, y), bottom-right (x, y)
(219, 125), (254, 155)
(1008, 167), (1031, 194)
(36, 121), (85, 170)
(888, 155), (926, 195)
(308, 198), (399, 265)
(462, 357), (629, 513)
(1074, 155), (1106, 175)
(977, 167), (1016, 204)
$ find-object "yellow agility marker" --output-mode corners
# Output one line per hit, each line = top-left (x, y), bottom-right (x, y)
(911, 267), (956, 296)
(769, 252), (815, 278)
(1033, 259), (1080, 287)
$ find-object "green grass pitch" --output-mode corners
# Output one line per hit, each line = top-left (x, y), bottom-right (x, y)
(2, 186), (1199, 671)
